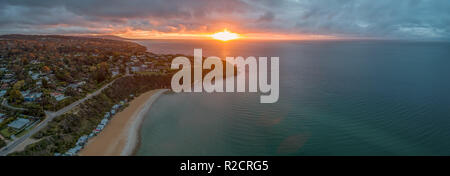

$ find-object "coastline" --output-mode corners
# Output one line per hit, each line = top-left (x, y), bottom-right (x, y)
(79, 89), (168, 156)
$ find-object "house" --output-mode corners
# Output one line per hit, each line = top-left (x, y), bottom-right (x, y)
(20, 90), (31, 97)
(88, 132), (95, 139)
(1, 83), (9, 90)
(31, 73), (40, 80)
(100, 119), (108, 126)
(51, 92), (66, 101)
(104, 112), (110, 118)
(76, 135), (88, 146)
(94, 124), (105, 133)
(67, 81), (86, 91)
(112, 104), (120, 110)
(0, 90), (6, 97)
(4, 73), (14, 79)
(65, 146), (82, 156)
(30, 60), (41, 64)
(24, 92), (42, 102)
(56, 87), (65, 92)
(1, 79), (13, 83)
(111, 70), (120, 77)
(7, 118), (30, 130)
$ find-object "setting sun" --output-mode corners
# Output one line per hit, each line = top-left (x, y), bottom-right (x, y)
(211, 29), (240, 41)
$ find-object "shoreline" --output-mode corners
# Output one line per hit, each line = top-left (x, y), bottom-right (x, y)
(79, 89), (168, 156)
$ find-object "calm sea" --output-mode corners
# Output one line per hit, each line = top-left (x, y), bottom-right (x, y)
(135, 39), (450, 156)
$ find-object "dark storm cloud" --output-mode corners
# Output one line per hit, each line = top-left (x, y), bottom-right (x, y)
(0, 0), (449, 40)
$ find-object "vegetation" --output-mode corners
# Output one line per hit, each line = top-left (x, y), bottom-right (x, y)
(9, 75), (171, 156)
(0, 138), (6, 148)
(0, 35), (179, 155)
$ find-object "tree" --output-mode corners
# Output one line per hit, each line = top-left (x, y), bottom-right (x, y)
(55, 71), (72, 82)
(0, 139), (6, 148)
(64, 87), (78, 97)
(13, 80), (25, 90)
(8, 89), (24, 104)
(94, 62), (110, 83)
(42, 78), (48, 88)
(42, 66), (51, 73)
(119, 65), (126, 74)
(41, 92), (56, 109)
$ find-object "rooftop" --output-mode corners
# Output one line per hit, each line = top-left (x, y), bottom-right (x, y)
(8, 118), (30, 129)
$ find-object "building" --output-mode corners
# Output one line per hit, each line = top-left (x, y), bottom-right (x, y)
(68, 81), (86, 89)
(65, 146), (82, 156)
(51, 92), (66, 101)
(1, 83), (9, 90)
(111, 70), (120, 77)
(4, 74), (14, 79)
(100, 119), (108, 126)
(131, 66), (140, 72)
(31, 73), (40, 80)
(24, 92), (42, 102)
(76, 135), (88, 146)
(0, 90), (6, 97)
(7, 118), (30, 131)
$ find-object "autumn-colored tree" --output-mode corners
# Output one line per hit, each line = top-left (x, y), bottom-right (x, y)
(42, 66), (51, 73)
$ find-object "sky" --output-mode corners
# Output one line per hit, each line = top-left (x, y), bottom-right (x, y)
(0, 0), (449, 40)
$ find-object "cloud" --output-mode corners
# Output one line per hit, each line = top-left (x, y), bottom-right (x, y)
(0, 0), (449, 40)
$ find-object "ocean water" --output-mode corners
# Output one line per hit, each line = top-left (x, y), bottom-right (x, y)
(135, 39), (450, 156)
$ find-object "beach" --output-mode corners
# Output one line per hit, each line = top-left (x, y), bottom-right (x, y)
(79, 89), (168, 156)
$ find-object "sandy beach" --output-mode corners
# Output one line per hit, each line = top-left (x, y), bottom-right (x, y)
(79, 89), (168, 156)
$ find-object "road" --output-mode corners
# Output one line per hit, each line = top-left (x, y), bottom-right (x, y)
(1, 99), (27, 111)
(0, 78), (119, 156)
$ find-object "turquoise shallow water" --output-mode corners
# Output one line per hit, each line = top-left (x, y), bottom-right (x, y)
(136, 40), (450, 156)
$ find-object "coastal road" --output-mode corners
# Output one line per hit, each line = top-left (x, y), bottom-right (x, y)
(0, 78), (121, 156)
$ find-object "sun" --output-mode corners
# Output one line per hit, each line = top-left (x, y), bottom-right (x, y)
(211, 29), (240, 41)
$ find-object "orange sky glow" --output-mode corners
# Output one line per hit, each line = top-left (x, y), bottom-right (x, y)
(111, 28), (339, 41)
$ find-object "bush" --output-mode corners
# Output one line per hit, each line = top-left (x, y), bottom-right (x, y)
(0, 139), (6, 148)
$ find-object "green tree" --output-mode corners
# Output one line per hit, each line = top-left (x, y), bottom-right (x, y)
(8, 89), (24, 104)
(64, 87), (78, 97)
(0, 139), (6, 148)
(13, 80), (25, 90)
(41, 92), (57, 110)
(42, 78), (48, 88)
(94, 62), (110, 83)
